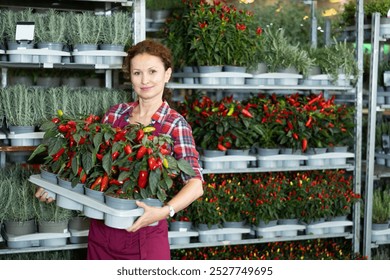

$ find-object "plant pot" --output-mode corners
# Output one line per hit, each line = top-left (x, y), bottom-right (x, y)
(4, 219), (37, 236)
(104, 194), (138, 229)
(38, 220), (68, 233)
(73, 44), (98, 64)
(8, 126), (35, 134)
(372, 223), (389, 242)
(37, 42), (64, 51)
(222, 221), (245, 241)
(39, 166), (57, 200)
(37, 42), (64, 63)
(61, 77), (84, 88)
(7, 41), (34, 63)
(8, 75), (34, 86)
(198, 65), (223, 85)
(169, 221), (193, 245)
(83, 187), (105, 220)
(170, 221), (193, 232)
(328, 215), (348, 234)
(223, 66), (247, 85)
(198, 223), (221, 243)
(56, 177), (85, 211)
(202, 149), (227, 170)
(36, 76), (62, 88)
(256, 219), (278, 238)
(68, 216), (90, 244)
(38, 220), (69, 247)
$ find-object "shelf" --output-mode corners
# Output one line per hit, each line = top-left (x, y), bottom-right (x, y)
(0, 62), (123, 70)
(0, 146), (37, 152)
(167, 82), (353, 92)
(169, 232), (353, 250)
(201, 164), (355, 174)
(0, 242), (87, 255)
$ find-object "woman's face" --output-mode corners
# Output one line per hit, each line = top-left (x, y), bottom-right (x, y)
(130, 53), (172, 101)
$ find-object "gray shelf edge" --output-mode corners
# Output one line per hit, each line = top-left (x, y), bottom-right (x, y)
(166, 82), (354, 92)
(169, 232), (353, 250)
(0, 232), (353, 254)
(201, 164), (355, 174)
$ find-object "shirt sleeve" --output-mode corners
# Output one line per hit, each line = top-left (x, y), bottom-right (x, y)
(170, 117), (203, 182)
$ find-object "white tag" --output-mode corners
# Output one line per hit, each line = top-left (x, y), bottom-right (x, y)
(15, 22), (35, 41)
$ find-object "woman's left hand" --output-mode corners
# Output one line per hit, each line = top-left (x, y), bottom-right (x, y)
(126, 200), (168, 232)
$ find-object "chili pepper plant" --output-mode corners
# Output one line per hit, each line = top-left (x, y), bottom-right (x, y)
(30, 111), (196, 203)
(181, 94), (258, 151)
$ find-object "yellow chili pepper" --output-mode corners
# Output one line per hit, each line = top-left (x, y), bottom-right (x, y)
(57, 109), (63, 117)
(163, 157), (169, 168)
(143, 126), (156, 133)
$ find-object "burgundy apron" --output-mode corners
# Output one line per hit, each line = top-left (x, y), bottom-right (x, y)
(87, 114), (170, 260)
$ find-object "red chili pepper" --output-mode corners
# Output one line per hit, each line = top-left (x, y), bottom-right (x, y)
(136, 146), (148, 160)
(109, 179), (123, 186)
(118, 167), (130, 171)
(147, 147), (153, 155)
(80, 173), (87, 184)
(138, 170), (148, 189)
(305, 116), (313, 127)
(292, 133), (299, 140)
(116, 188), (124, 194)
(287, 121), (293, 131)
(52, 148), (65, 161)
(114, 130), (126, 142)
(217, 143), (227, 151)
(96, 153), (103, 161)
(224, 141), (232, 149)
(241, 108), (253, 118)
(78, 136), (86, 145)
(52, 117), (60, 124)
(148, 157), (159, 171)
(112, 151), (120, 160)
(159, 147), (170, 155)
(124, 144), (132, 155)
(90, 176), (102, 190)
(302, 138), (308, 152)
(67, 120), (77, 127)
(58, 124), (68, 133)
(155, 157), (163, 170)
(135, 129), (145, 142)
(100, 174), (109, 192)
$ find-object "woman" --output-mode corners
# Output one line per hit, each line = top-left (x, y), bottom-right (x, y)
(37, 39), (203, 260)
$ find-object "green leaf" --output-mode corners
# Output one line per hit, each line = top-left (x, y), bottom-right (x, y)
(178, 158), (196, 176)
(28, 144), (47, 161)
(102, 153), (112, 175)
(149, 170), (160, 195)
(82, 151), (93, 174)
(93, 132), (103, 149)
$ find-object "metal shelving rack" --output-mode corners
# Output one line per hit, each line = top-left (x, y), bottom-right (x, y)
(0, 0), (146, 256)
(0, 0), (366, 257)
(363, 12), (390, 259)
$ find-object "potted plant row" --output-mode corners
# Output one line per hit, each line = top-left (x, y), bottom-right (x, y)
(0, 8), (132, 64)
(0, 164), (77, 249)
(162, 0), (359, 87)
(164, 170), (360, 244)
(177, 92), (355, 170)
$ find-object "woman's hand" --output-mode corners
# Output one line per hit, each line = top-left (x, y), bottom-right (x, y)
(126, 200), (169, 232)
(35, 187), (55, 204)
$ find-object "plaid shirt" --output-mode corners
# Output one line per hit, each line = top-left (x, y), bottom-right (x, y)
(102, 101), (203, 182)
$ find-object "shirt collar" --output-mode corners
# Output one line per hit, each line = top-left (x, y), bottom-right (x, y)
(151, 100), (169, 124)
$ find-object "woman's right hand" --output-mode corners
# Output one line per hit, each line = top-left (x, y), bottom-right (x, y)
(35, 187), (54, 203)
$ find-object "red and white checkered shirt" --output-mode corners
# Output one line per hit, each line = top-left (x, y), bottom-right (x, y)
(102, 100), (203, 182)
